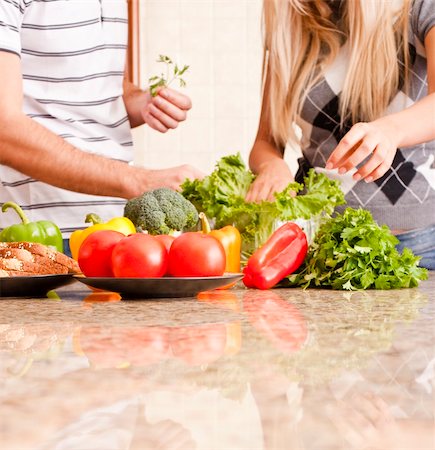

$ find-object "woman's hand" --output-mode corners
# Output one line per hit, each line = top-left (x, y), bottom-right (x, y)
(141, 87), (192, 133)
(326, 120), (401, 182)
(246, 159), (293, 203)
(332, 393), (399, 450)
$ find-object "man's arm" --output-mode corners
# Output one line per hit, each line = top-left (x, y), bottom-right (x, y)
(122, 79), (147, 128)
(0, 52), (203, 197)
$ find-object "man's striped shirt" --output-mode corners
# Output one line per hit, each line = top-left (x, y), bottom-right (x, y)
(0, 0), (133, 236)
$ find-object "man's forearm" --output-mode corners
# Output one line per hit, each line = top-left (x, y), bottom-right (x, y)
(123, 79), (147, 128)
(0, 114), (145, 199)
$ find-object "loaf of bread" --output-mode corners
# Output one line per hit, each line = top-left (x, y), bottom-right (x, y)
(0, 242), (80, 277)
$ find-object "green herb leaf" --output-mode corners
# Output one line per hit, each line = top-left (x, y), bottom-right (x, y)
(148, 55), (189, 97)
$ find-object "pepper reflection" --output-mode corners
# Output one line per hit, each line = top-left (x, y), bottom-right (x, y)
(83, 291), (122, 303)
(243, 290), (308, 354)
(197, 290), (241, 311)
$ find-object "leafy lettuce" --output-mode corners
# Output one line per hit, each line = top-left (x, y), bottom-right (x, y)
(181, 153), (345, 255)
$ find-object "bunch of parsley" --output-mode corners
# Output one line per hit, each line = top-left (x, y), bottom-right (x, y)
(181, 153), (345, 256)
(285, 208), (428, 290)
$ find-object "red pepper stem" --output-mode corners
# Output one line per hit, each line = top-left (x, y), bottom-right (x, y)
(85, 213), (103, 225)
(1, 201), (30, 225)
(198, 212), (211, 234)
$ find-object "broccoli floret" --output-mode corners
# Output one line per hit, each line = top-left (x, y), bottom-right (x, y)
(124, 188), (199, 235)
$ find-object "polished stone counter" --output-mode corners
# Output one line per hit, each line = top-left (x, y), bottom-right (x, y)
(0, 274), (434, 450)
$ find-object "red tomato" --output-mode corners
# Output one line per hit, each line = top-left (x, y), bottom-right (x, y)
(78, 230), (124, 277)
(121, 327), (170, 366)
(170, 324), (227, 366)
(79, 326), (171, 369)
(111, 233), (167, 278)
(167, 232), (226, 277)
(78, 326), (129, 369)
(154, 234), (176, 253)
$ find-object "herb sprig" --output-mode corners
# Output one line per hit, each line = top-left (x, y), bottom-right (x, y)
(148, 55), (189, 97)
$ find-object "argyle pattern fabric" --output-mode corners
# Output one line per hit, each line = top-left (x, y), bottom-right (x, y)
(295, 0), (435, 229)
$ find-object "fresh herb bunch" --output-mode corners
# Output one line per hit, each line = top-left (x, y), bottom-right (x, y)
(181, 153), (345, 257)
(285, 208), (428, 290)
(148, 55), (189, 97)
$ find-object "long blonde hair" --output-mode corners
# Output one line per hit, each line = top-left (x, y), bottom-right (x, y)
(263, 0), (411, 148)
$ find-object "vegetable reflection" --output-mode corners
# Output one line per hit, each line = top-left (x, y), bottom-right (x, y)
(0, 322), (74, 377)
(76, 320), (241, 370)
(243, 290), (308, 354)
(78, 326), (171, 369)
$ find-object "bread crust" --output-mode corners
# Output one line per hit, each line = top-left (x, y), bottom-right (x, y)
(0, 242), (80, 277)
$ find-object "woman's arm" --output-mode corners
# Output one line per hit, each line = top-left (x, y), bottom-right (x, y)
(246, 75), (294, 202)
(326, 27), (435, 182)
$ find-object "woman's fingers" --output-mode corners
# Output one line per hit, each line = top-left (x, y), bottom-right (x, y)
(365, 160), (392, 182)
(334, 137), (379, 174)
(354, 143), (393, 182)
(326, 121), (397, 183)
(326, 123), (369, 169)
(350, 394), (383, 424)
(246, 181), (267, 203)
(246, 179), (288, 203)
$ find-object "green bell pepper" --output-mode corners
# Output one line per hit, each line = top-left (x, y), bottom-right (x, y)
(0, 201), (64, 253)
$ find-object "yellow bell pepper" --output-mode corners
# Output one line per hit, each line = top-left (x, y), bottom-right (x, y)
(69, 213), (136, 260)
(198, 212), (241, 273)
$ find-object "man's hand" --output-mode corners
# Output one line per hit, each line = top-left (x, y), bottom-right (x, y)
(141, 88), (192, 133)
(139, 164), (205, 192)
(326, 120), (400, 183)
(246, 159), (294, 203)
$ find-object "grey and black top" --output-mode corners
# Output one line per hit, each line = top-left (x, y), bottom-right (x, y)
(296, 0), (435, 229)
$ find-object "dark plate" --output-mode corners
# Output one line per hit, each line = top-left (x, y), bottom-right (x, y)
(0, 274), (75, 298)
(74, 273), (244, 299)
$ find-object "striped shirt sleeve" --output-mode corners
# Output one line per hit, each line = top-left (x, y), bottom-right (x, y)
(0, 0), (30, 56)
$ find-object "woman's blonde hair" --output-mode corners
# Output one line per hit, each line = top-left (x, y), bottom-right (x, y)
(263, 0), (411, 147)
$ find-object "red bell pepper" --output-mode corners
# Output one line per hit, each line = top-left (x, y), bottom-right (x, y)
(243, 222), (308, 290)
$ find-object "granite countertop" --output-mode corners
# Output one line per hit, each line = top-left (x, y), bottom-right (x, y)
(0, 274), (434, 450)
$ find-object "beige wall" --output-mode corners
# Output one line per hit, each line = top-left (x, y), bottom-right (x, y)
(131, 0), (264, 173)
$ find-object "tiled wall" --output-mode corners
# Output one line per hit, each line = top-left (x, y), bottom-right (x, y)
(131, 0), (264, 173)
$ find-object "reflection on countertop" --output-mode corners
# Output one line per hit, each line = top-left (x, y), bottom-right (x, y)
(0, 274), (434, 450)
